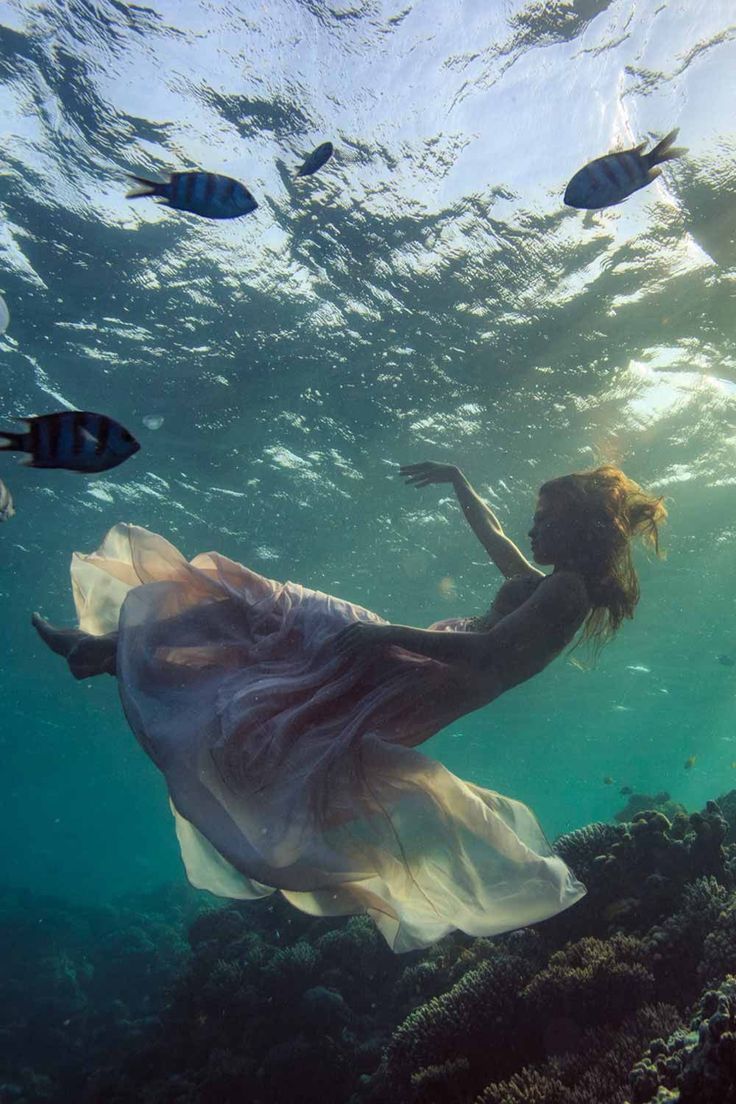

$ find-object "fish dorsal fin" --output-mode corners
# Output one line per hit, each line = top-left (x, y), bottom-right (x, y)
(634, 141), (648, 155)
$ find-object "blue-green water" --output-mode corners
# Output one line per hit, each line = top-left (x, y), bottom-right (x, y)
(2, 1), (736, 1100)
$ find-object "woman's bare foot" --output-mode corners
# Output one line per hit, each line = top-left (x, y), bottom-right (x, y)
(32, 613), (85, 657)
(32, 613), (117, 678)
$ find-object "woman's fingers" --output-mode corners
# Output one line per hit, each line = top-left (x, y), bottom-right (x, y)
(399, 461), (451, 487)
(400, 464), (435, 486)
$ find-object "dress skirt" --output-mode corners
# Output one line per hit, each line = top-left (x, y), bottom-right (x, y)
(69, 523), (585, 951)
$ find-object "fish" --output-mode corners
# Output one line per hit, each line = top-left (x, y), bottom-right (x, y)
(564, 129), (686, 210)
(620, 786), (633, 796)
(684, 755), (697, 771)
(717, 654), (735, 667)
(295, 142), (334, 178)
(0, 411), (140, 473)
(603, 775), (614, 785)
(127, 171), (258, 219)
(0, 478), (14, 520)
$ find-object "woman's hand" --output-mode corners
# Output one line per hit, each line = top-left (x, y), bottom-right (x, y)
(400, 461), (460, 487)
(335, 621), (393, 657)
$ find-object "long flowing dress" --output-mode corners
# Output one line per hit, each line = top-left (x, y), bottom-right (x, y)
(69, 523), (585, 952)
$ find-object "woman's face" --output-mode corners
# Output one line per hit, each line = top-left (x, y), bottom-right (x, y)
(528, 494), (570, 565)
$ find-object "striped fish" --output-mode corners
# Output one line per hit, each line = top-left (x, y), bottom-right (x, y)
(295, 142), (334, 178)
(127, 171), (258, 219)
(564, 129), (686, 210)
(0, 478), (14, 521)
(0, 412), (140, 473)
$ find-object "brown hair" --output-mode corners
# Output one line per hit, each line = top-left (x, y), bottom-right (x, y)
(539, 465), (666, 649)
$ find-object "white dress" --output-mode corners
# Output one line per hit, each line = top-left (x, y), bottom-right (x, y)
(69, 523), (586, 952)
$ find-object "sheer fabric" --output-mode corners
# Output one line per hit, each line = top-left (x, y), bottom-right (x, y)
(70, 524), (585, 951)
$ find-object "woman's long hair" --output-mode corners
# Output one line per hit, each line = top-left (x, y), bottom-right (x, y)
(540, 465), (666, 649)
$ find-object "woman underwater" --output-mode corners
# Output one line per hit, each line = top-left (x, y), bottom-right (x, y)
(33, 461), (665, 952)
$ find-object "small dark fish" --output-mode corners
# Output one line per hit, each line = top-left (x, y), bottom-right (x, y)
(717, 654), (735, 667)
(295, 142), (334, 178)
(603, 775), (614, 785)
(619, 786), (633, 796)
(0, 477), (14, 520)
(684, 755), (696, 771)
(0, 411), (140, 473)
(564, 129), (686, 210)
(127, 171), (258, 219)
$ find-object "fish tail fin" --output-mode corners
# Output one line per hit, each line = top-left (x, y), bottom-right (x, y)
(647, 128), (687, 167)
(0, 431), (24, 450)
(126, 175), (166, 199)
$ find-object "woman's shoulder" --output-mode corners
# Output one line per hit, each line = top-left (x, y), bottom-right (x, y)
(493, 572), (544, 611)
(534, 571), (590, 619)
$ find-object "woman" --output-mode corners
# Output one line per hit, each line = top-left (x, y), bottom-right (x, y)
(33, 462), (665, 952)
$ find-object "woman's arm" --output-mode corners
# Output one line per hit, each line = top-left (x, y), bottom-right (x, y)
(400, 461), (541, 579)
(336, 572), (589, 690)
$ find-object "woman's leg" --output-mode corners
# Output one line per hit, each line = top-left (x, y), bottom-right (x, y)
(32, 613), (118, 679)
(32, 596), (246, 680)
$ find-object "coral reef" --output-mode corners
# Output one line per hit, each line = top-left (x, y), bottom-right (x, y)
(628, 976), (736, 1103)
(716, 789), (736, 845)
(614, 792), (687, 826)
(547, 798), (731, 945)
(375, 935), (539, 1101)
(522, 934), (655, 1027)
(699, 894), (736, 988)
(2, 790), (736, 1104)
(477, 1005), (682, 1104)
(645, 876), (730, 1004)
(0, 884), (202, 1104)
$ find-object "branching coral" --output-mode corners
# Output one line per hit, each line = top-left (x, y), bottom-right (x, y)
(522, 934), (655, 1028)
(477, 1005), (683, 1104)
(376, 945), (535, 1102)
(628, 976), (736, 1103)
(554, 821), (626, 883)
(699, 894), (736, 988)
(716, 789), (736, 846)
(6, 792), (736, 1104)
(614, 793), (687, 827)
(546, 801), (731, 947)
(644, 877), (730, 1004)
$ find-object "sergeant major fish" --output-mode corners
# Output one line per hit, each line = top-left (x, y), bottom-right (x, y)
(127, 171), (258, 219)
(295, 142), (334, 178)
(0, 411), (140, 473)
(0, 478), (14, 520)
(564, 129), (686, 210)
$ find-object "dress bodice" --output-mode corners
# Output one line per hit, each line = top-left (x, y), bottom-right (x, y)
(429, 573), (544, 637)
(467, 572), (545, 631)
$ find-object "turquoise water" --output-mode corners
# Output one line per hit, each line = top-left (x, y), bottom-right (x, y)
(2, 1), (736, 1099)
